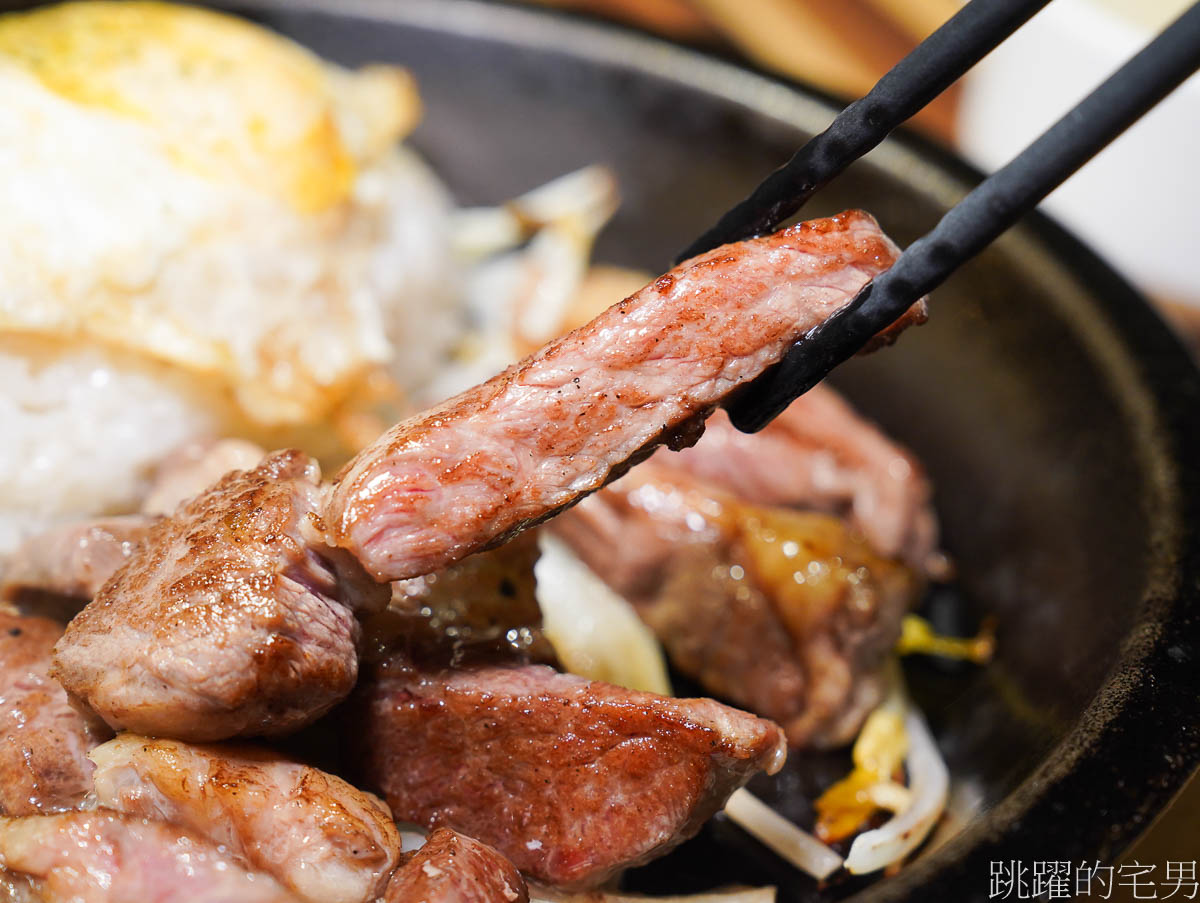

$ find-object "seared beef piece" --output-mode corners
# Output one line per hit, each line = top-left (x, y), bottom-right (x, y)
(384, 829), (528, 903)
(380, 531), (553, 664)
(0, 610), (111, 816)
(328, 211), (925, 581)
(0, 812), (299, 903)
(352, 658), (786, 888)
(142, 437), (267, 516)
(668, 385), (943, 576)
(89, 734), (401, 903)
(0, 516), (156, 611)
(555, 466), (919, 748)
(52, 450), (389, 742)
(1, 440), (267, 614)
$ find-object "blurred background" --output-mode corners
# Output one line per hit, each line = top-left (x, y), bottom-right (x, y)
(527, 0), (1198, 889)
(530, 0), (1200, 347)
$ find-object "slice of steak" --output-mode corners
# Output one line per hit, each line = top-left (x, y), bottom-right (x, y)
(0, 516), (157, 612)
(667, 384), (944, 575)
(384, 829), (528, 903)
(0, 812), (299, 903)
(0, 610), (111, 816)
(353, 660), (786, 888)
(328, 210), (926, 581)
(52, 450), (389, 742)
(89, 734), (401, 903)
(555, 466), (919, 748)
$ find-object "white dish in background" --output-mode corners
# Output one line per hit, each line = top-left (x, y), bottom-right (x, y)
(957, 0), (1200, 308)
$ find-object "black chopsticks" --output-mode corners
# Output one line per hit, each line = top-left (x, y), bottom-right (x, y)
(702, 0), (1200, 434)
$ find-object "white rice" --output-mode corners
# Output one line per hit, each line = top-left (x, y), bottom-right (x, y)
(0, 338), (220, 566)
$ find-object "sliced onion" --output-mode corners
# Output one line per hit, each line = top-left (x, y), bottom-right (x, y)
(452, 165), (618, 260)
(843, 703), (949, 874)
(865, 781), (912, 813)
(535, 534), (672, 695)
(395, 824), (428, 853)
(723, 789), (844, 881)
(433, 166), (620, 400)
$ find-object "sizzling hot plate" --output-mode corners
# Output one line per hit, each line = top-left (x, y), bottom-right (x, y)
(14, 0), (1200, 899)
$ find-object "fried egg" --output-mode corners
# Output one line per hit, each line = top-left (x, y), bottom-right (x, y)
(0, 2), (458, 563)
(0, 1), (448, 429)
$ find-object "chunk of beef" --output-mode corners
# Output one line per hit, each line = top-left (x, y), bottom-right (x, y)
(352, 660), (786, 888)
(89, 734), (401, 903)
(328, 211), (925, 581)
(668, 385), (943, 575)
(52, 450), (389, 742)
(384, 829), (528, 903)
(0, 440), (266, 614)
(554, 467), (918, 747)
(0, 610), (111, 816)
(0, 517), (156, 612)
(0, 812), (299, 903)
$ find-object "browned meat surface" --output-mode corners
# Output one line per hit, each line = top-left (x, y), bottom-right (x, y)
(328, 211), (926, 581)
(52, 450), (389, 742)
(0, 610), (111, 816)
(89, 734), (401, 903)
(142, 437), (268, 516)
(353, 659), (786, 888)
(384, 829), (528, 903)
(668, 384), (943, 575)
(0, 812), (299, 903)
(0, 516), (156, 611)
(0, 442), (266, 613)
(554, 467), (919, 748)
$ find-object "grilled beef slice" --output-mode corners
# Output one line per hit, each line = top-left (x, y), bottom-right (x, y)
(352, 658), (786, 888)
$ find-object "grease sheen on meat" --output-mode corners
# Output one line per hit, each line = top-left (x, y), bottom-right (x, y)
(354, 660), (786, 888)
(0, 811), (299, 903)
(89, 734), (402, 903)
(1, 440), (268, 614)
(329, 210), (925, 581)
(387, 529), (548, 659)
(0, 516), (155, 609)
(384, 828), (528, 903)
(668, 384), (942, 575)
(52, 450), (389, 742)
(0, 610), (111, 816)
(556, 467), (919, 747)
